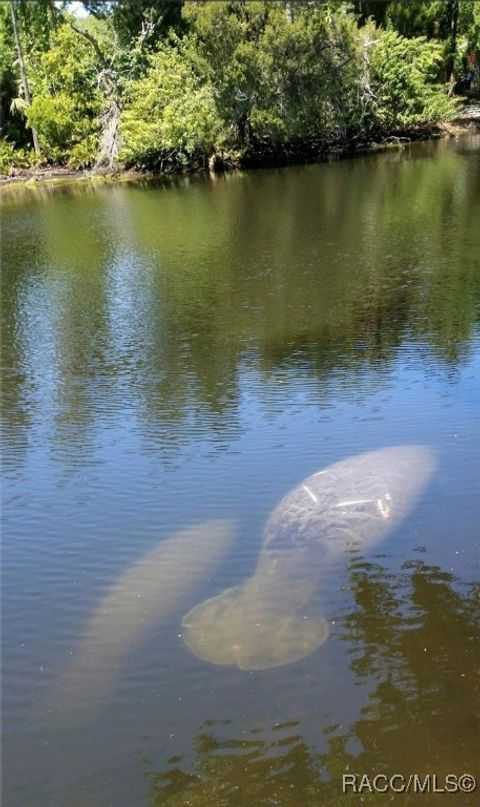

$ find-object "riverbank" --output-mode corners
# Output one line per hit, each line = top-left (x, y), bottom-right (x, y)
(1, 107), (479, 194)
(0, 166), (145, 191)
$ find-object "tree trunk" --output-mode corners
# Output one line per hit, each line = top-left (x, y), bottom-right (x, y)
(285, 2), (294, 24)
(445, 0), (459, 90)
(9, 0), (40, 154)
(96, 92), (122, 170)
(237, 112), (251, 146)
(69, 22), (121, 171)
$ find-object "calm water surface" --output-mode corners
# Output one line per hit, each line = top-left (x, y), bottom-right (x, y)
(2, 136), (480, 806)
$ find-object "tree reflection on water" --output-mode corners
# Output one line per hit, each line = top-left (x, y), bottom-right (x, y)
(2, 139), (480, 464)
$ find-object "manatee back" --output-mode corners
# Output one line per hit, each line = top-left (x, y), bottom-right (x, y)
(263, 446), (436, 557)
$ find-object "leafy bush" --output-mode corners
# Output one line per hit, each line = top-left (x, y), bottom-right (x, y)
(26, 23), (101, 164)
(120, 38), (222, 170)
(0, 138), (33, 175)
(370, 30), (458, 130)
(252, 6), (366, 146)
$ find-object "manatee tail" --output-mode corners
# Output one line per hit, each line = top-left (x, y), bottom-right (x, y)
(182, 582), (329, 671)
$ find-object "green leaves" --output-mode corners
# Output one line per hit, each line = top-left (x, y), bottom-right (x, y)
(82, 0), (184, 48)
(120, 38), (221, 169)
(370, 30), (458, 129)
(25, 22), (102, 165)
(0, 1), (471, 174)
(0, 136), (33, 174)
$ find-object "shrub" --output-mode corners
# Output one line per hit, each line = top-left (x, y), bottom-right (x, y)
(25, 23), (101, 164)
(120, 38), (222, 170)
(370, 30), (459, 130)
(0, 138), (33, 175)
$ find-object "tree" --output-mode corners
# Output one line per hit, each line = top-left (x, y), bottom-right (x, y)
(9, 0), (40, 153)
(26, 21), (103, 166)
(369, 29), (457, 131)
(120, 36), (221, 170)
(82, 0), (184, 47)
(68, 16), (122, 168)
(444, 0), (459, 86)
(0, 0), (472, 175)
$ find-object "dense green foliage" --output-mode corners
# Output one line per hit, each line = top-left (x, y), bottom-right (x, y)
(83, 0), (184, 48)
(120, 36), (221, 170)
(0, 0), (478, 175)
(27, 23), (102, 165)
(369, 29), (457, 129)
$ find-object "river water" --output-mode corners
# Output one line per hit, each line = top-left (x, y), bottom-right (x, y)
(2, 136), (479, 806)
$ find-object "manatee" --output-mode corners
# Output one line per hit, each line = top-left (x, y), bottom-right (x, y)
(182, 446), (436, 670)
(45, 520), (235, 724)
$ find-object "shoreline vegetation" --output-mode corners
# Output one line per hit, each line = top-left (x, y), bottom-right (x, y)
(1, 2), (479, 191)
(1, 111), (479, 193)
(0, 123), (479, 195)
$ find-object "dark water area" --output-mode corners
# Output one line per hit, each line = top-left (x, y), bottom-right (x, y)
(2, 136), (479, 806)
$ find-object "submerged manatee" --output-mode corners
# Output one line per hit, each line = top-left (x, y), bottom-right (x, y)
(182, 446), (436, 670)
(46, 520), (235, 724)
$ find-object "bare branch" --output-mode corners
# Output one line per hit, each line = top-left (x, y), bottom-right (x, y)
(69, 20), (105, 63)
